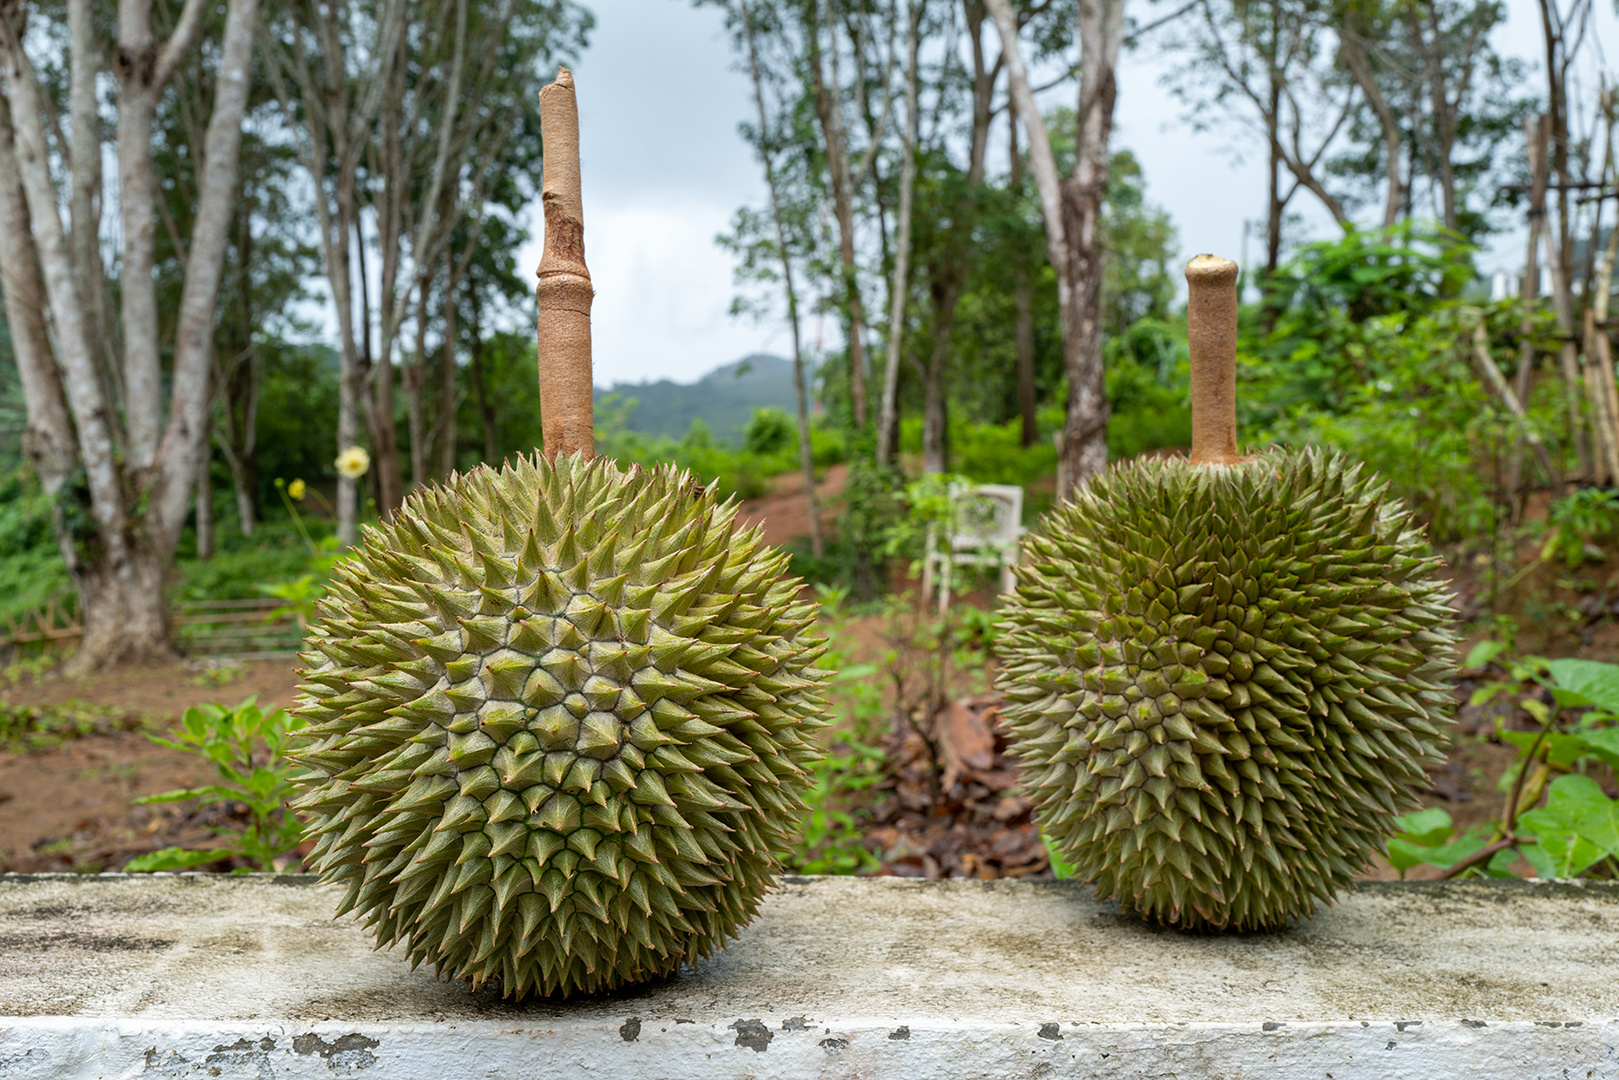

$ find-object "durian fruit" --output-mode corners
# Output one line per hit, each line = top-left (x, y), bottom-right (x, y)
(995, 255), (1456, 931)
(289, 452), (829, 996)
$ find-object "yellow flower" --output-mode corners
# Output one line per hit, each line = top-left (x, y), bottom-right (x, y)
(335, 446), (371, 479)
(287, 478), (307, 501)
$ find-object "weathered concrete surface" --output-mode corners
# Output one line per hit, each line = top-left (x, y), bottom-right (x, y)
(0, 873), (1616, 1078)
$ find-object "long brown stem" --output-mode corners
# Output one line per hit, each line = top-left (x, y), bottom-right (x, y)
(1186, 255), (1243, 466)
(536, 68), (594, 459)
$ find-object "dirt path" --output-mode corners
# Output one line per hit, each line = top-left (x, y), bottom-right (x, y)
(0, 658), (303, 872)
(735, 464), (846, 547)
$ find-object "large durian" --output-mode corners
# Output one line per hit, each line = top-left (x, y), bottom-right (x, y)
(287, 69), (828, 998)
(289, 452), (828, 996)
(996, 256), (1456, 930)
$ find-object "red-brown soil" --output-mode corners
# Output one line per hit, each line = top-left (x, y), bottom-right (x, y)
(735, 463), (846, 547)
(0, 659), (302, 873)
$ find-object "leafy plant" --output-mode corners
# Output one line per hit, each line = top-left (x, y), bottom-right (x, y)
(790, 733), (886, 874)
(1386, 657), (1619, 880)
(1542, 488), (1619, 569)
(126, 698), (307, 872)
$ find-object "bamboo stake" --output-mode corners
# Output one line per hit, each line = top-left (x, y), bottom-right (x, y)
(1185, 255), (1244, 466)
(1583, 352), (1613, 484)
(1585, 306), (1619, 484)
(536, 68), (594, 459)
(1468, 313), (1560, 485)
(1591, 94), (1619, 489)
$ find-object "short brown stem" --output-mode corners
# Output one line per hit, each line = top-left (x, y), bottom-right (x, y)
(1186, 254), (1242, 466)
(536, 67), (594, 460)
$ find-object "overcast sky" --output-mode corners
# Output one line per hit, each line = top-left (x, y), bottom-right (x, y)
(521, 0), (1616, 388)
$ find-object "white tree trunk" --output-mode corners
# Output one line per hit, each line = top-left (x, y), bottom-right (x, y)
(988, 0), (1125, 499)
(875, 0), (921, 470)
(0, 0), (257, 672)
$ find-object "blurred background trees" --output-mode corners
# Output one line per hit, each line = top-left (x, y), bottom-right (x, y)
(0, 0), (1616, 668)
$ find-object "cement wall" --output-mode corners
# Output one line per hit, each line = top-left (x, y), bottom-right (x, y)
(1, 873), (1616, 1078)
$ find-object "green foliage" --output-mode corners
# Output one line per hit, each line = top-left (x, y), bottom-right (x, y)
(1105, 318), (1192, 460)
(598, 399), (845, 503)
(1542, 489), (1619, 568)
(785, 586), (888, 875)
(1243, 224), (1561, 543)
(745, 406), (795, 456)
(0, 469), (71, 626)
(0, 700), (134, 753)
(949, 414), (1061, 491)
(1387, 656), (1619, 880)
(790, 734), (886, 874)
(127, 698), (307, 873)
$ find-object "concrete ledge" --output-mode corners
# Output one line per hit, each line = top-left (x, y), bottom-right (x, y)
(2, 874), (1617, 1078)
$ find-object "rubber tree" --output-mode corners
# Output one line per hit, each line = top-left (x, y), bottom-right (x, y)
(0, 0), (260, 672)
(987, 0), (1126, 498)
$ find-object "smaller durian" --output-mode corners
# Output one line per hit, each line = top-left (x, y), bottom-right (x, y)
(288, 68), (829, 998)
(994, 255), (1457, 931)
(289, 453), (829, 997)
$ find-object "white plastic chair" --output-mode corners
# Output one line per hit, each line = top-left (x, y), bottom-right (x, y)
(919, 482), (1025, 614)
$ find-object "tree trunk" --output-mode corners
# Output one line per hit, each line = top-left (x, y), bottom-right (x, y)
(1338, 17), (1404, 227)
(68, 0), (118, 406)
(270, 0), (409, 546)
(0, 0), (256, 672)
(468, 290), (499, 464)
(1010, 99), (1036, 449)
(1264, 80), (1283, 279)
(921, 276), (960, 475)
(876, 0), (921, 468)
(218, 177), (261, 538)
(0, 91), (74, 497)
(809, 0), (868, 430)
(195, 452), (214, 561)
(1507, 113), (1552, 511)
(919, 0), (997, 474)
(1530, 109), (1587, 481)
(407, 272), (431, 488)
(438, 284), (458, 479)
(988, 0), (1125, 499)
(371, 68), (407, 512)
(741, 0), (822, 554)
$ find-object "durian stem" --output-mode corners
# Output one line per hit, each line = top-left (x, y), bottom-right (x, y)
(1186, 255), (1242, 466)
(536, 68), (595, 460)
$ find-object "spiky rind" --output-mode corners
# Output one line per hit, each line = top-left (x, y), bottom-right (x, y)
(289, 453), (828, 997)
(995, 446), (1456, 931)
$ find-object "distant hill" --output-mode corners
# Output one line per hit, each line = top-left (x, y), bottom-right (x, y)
(595, 354), (807, 444)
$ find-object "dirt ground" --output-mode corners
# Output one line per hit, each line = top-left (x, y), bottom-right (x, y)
(0, 659), (302, 873)
(735, 463), (846, 547)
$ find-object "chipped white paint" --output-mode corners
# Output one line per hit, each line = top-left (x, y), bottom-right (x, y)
(2, 874), (1618, 1078)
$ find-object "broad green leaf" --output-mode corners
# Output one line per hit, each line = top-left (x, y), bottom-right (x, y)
(1546, 659), (1619, 715)
(1384, 837), (1434, 874)
(1391, 807), (1453, 846)
(1500, 730), (1597, 769)
(1575, 729), (1619, 770)
(124, 846), (232, 872)
(1463, 640), (1507, 671)
(1519, 842), (1559, 880)
(1518, 774), (1619, 877)
(1550, 688), (1595, 709)
(1042, 832), (1076, 880)
(1482, 847), (1525, 879)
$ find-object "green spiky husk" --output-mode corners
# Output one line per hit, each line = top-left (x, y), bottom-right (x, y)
(289, 453), (828, 997)
(995, 446), (1456, 930)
